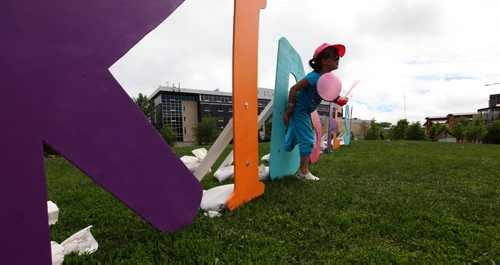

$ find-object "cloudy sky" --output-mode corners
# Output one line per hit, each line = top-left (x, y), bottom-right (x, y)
(110, 0), (500, 124)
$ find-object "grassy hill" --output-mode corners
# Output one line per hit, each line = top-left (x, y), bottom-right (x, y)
(46, 141), (499, 263)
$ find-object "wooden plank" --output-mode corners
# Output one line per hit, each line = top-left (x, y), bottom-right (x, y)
(215, 98), (274, 173)
(194, 118), (233, 181)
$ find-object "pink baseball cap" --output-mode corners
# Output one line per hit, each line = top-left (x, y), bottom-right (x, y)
(313, 43), (346, 59)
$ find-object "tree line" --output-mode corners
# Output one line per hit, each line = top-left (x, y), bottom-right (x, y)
(363, 117), (500, 144)
(135, 93), (500, 145)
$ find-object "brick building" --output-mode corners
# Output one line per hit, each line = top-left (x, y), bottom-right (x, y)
(424, 93), (500, 134)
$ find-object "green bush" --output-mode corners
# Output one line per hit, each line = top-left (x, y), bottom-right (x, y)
(451, 122), (465, 142)
(365, 119), (381, 140)
(486, 120), (500, 144)
(160, 124), (177, 146)
(390, 119), (409, 140)
(427, 123), (447, 141)
(406, 122), (425, 140)
(465, 118), (487, 143)
(193, 115), (220, 145)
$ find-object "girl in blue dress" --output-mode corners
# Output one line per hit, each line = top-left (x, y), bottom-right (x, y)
(283, 43), (347, 180)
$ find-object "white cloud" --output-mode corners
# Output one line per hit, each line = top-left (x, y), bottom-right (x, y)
(110, 0), (500, 125)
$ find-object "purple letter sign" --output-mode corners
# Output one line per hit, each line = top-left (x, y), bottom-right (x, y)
(0, 1), (202, 263)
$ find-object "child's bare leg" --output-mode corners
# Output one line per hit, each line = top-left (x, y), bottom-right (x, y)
(299, 156), (309, 174)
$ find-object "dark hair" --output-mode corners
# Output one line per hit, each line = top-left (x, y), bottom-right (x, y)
(308, 46), (339, 72)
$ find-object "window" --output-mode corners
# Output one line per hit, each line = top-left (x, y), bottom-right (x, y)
(160, 95), (183, 141)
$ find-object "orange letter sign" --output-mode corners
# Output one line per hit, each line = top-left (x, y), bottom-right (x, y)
(226, 0), (266, 210)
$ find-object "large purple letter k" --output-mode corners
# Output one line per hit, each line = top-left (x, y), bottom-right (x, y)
(0, 1), (202, 264)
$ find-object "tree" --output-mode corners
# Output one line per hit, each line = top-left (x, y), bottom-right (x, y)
(451, 122), (465, 143)
(133, 93), (155, 122)
(465, 118), (487, 143)
(386, 126), (395, 140)
(427, 123), (447, 141)
(365, 119), (381, 140)
(452, 116), (469, 127)
(391, 119), (409, 140)
(485, 120), (500, 144)
(427, 125), (437, 140)
(160, 124), (177, 146)
(193, 115), (220, 145)
(465, 126), (479, 143)
(377, 122), (392, 129)
(406, 122), (425, 140)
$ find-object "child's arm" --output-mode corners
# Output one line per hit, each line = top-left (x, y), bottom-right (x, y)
(284, 79), (309, 125)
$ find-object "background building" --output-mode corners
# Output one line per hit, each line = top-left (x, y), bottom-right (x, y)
(424, 113), (478, 134)
(478, 93), (500, 124)
(149, 85), (332, 145)
(424, 93), (500, 134)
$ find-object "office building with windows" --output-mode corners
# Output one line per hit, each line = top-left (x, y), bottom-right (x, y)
(478, 93), (500, 124)
(149, 85), (331, 145)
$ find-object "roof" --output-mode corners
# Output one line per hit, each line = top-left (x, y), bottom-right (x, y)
(425, 116), (448, 121)
(149, 85), (275, 100)
(448, 112), (476, 117)
(148, 85), (330, 107)
(425, 112), (476, 121)
(477, 106), (500, 111)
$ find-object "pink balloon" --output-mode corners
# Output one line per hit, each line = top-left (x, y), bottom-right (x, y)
(317, 73), (342, 101)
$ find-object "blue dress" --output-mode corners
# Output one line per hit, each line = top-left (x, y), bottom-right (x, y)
(284, 71), (323, 156)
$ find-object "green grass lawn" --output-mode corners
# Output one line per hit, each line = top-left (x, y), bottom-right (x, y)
(46, 141), (499, 263)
